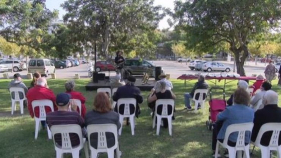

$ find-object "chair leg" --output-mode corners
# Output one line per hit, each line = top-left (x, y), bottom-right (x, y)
(47, 126), (52, 139)
(156, 116), (161, 135)
(71, 150), (80, 158)
(194, 101), (198, 112)
(130, 116), (135, 135)
(152, 114), (156, 129)
(260, 146), (270, 158)
(243, 147), (250, 158)
(118, 116), (124, 135)
(91, 150), (98, 158)
(35, 120), (40, 139)
(11, 100), (15, 115)
(227, 148), (237, 158)
(107, 150), (114, 158)
(168, 117), (172, 136)
(116, 145), (121, 158)
(215, 142), (220, 158)
(56, 150), (64, 158)
(20, 100), (24, 114)
(278, 147), (281, 158)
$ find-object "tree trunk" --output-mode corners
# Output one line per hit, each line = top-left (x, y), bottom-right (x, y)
(232, 49), (246, 76)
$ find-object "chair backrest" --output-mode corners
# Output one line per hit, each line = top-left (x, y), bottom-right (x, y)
(71, 99), (82, 115)
(31, 99), (54, 119)
(254, 123), (281, 148)
(253, 99), (263, 111)
(193, 89), (208, 101)
(9, 87), (26, 101)
(97, 88), (112, 98)
(112, 88), (118, 96)
(50, 124), (83, 150)
(117, 98), (136, 116)
(223, 123), (254, 149)
(155, 99), (175, 117)
(248, 88), (254, 96)
(87, 124), (118, 150)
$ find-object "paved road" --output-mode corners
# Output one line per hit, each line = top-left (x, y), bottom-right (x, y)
(0, 61), (266, 79)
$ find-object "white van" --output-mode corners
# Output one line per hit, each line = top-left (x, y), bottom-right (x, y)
(28, 59), (55, 76)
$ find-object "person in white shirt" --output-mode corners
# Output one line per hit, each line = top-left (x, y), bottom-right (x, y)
(154, 73), (173, 90)
(250, 81), (272, 110)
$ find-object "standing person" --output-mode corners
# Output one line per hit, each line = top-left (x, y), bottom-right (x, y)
(264, 61), (276, 83)
(278, 64), (281, 85)
(65, 80), (87, 118)
(27, 77), (57, 128)
(115, 50), (125, 80)
(249, 75), (264, 94)
(46, 93), (85, 147)
(85, 92), (121, 149)
(184, 75), (208, 110)
(113, 76), (143, 118)
(8, 73), (28, 106)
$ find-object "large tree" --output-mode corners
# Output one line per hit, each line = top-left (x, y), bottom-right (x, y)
(174, 0), (281, 75)
(62, 0), (164, 58)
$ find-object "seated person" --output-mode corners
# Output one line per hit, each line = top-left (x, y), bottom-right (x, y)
(227, 80), (248, 106)
(85, 92), (121, 149)
(113, 76), (143, 117)
(29, 72), (41, 89)
(249, 75), (264, 94)
(8, 73), (28, 106)
(27, 77), (57, 127)
(251, 90), (281, 146)
(154, 73), (173, 90)
(65, 80), (87, 118)
(184, 75), (208, 110)
(47, 93), (85, 147)
(250, 81), (271, 110)
(211, 88), (254, 156)
(110, 72), (125, 88)
(148, 81), (176, 128)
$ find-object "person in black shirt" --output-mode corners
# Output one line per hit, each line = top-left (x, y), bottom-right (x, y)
(115, 50), (125, 80)
(148, 81), (176, 128)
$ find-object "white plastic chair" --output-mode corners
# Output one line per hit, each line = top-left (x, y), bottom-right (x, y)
(152, 99), (174, 136)
(71, 99), (82, 116)
(117, 98), (136, 135)
(50, 124), (89, 158)
(215, 122), (254, 158)
(97, 88), (112, 98)
(87, 124), (120, 158)
(32, 99), (54, 139)
(9, 87), (27, 115)
(248, 88), (254, 97)
(192, 89), (208, 111)
(253, 123), (281, 158)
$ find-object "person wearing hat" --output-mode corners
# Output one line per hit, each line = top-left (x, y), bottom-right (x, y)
(8, 73), (28, 101)
(154, 73), (173, 90)
(46, 93), (85, 147)
(113, 75), (143, 117)
(184, 75), (209, 110)
(249, 74), (265, 94)
(250, 81), (272, 110)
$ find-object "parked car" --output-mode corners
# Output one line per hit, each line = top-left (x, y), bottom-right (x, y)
(275, 63), (281, 72)
(0, 65), (8, 72)
(63, 60), (71, 68)
(202, 61), (231, 72)
(95, 61), (116, 72)
(0, 59), (26, 72)
(69, 60), (75, 67)
(177, 58), (190, 62)
(28, 59), (55, 76)
(54, 60), (67, 69)
(195, 61), (207, 71)
(123, 59), (156, 77)
(188, 60), (202, 70)
(73, 59), (80, 66)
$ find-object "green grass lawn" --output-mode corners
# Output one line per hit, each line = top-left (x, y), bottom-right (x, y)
(0, 78), (280, 158)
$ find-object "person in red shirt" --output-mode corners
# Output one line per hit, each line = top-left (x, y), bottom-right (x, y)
(250, 75), (265, 94)
(27, 77), (57, 127)
(65, 80), (87, 118)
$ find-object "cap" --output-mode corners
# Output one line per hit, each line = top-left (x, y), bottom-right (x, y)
(56, 93), (71, 106)
(13, 73), (21, 78)
(127, 76), (136, 82)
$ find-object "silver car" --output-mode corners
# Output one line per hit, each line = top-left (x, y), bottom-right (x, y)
(275, 63), (280, 72)
(202, 61), (231, 72)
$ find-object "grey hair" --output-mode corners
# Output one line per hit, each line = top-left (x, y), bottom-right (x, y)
(237, 80), (248, 90)
(65, 80), (75, 92)
(155, 81), (166, 93)
(37, 77), (47, 87)
(263, 90), (278, 105)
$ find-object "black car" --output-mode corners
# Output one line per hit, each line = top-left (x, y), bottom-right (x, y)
(54, 60), (66, 69)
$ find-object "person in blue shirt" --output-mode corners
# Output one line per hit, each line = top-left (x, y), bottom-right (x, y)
(211, 88), (254, 157)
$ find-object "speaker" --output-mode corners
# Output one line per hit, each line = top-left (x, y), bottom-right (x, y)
(93, 72), (98, 83)
(155, 66), (162, 81)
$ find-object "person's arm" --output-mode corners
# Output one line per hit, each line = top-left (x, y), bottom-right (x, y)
(250, 93), (260, 107)
(115, 57), (118, 64)
(26, 93), (34, 118)
(170, 90), (176, 99)
(251, 112), (262, 142)
(217, 107), (229, 121)
(21, 83), (28, 95)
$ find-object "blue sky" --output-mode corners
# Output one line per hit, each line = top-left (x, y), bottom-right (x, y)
(45, 0), (175, 29)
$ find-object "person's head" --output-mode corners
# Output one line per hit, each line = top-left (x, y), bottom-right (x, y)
(256, 75), (264, 80)
(263, 90), (278, 106)
(126, 76), (136, 86)
(237, 80), (248, 90)
(116, 50), (123, 56)
(65, 80), (75, 92)
(56, 93), (71, 110)
(158, 73), (167, 80)
(93, 92), (112, 113)
(261, 81), (272, 91)
(155, 81), (166, 93)
(233, 88), (250, 105)
(269, 60), (273, 64)
(198, 75), (205, 82)
(37, 77), (47, 87)
(13, 73), (21, 81)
